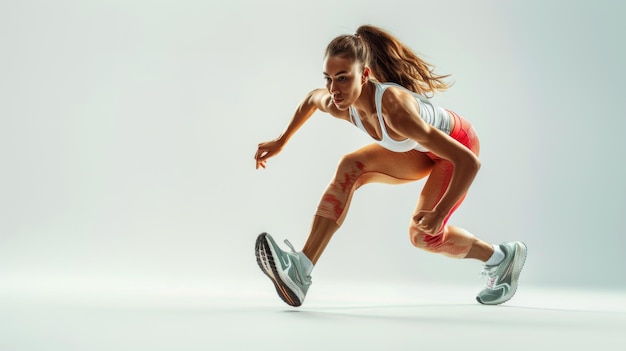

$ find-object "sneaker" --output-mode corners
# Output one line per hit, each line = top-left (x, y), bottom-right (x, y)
(476, 241), (527, 305)
(255, 232), (312, 307)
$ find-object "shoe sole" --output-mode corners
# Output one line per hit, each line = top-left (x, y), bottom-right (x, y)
(477, 241), (528, 305)
(255, 233), (302, 307)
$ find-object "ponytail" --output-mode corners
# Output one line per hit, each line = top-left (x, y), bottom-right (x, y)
(325, 25), (451, 97)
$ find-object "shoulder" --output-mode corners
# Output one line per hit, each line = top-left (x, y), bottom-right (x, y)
(308, 88), (350, 120)
(379, 85), (420, 117)
(377, 84), (429, 138)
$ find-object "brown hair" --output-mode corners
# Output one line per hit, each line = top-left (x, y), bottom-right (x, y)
(325, 25), (451, 96)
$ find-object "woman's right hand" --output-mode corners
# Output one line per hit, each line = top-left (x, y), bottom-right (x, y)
(255, 138), (285, 169)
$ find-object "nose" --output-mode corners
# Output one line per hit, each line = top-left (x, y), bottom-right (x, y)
(328, 80), (339, 95)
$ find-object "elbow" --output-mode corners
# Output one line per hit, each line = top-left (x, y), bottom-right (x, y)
(460, 154), (480, 176)
(453, 156), (480, 179)
(474, 157), (481, 172)
(471, 157), (481, 177)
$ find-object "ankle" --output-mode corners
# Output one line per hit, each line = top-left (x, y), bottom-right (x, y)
(484, 244), (505, 266)
(298, 252), (314, 276)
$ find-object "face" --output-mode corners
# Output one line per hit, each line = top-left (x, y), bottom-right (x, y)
(323, 55), (369, 110)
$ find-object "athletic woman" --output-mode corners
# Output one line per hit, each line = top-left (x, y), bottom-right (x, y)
(254, 25), (526, 307)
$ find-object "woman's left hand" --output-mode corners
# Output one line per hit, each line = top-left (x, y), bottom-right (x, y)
(413, 210), (446, 235)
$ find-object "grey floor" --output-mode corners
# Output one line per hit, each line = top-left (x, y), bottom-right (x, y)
(1, 279), (624, 351)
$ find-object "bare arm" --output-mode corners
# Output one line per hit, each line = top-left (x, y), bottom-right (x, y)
(255, 89), (348, 169)
(277, 88), (348, 144)
(382, 88), (481, 232)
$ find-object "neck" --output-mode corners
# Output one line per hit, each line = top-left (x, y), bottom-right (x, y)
(353, 80), (376, 115)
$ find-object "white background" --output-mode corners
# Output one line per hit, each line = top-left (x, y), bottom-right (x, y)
(2, 0), (625, 296)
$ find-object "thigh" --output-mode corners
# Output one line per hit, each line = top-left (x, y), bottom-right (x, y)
(414, 159), (455, 213)
(413, 159), (470, 234)
(342, 143), (434, 185)
(415, 112), (480, 215)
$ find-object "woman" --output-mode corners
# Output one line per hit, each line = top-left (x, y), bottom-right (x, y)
(254, 25), (526, 307)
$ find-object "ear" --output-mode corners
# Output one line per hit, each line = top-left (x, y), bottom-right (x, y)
(361, 67), (370, 84)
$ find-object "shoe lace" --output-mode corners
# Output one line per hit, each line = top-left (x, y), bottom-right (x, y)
(284, 239), (311, 280)
(284, 239), (296, 253)
(283, 239), (312, 283)
(480, 265), (498, 289)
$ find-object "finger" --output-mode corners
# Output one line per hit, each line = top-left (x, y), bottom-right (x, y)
(254, 149), (263, 160)
(257, 150), (269, 162)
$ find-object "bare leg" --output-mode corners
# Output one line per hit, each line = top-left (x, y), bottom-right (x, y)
(463, 230), (494, 261)
(302, 215), (339, 264)
(409, 157), (493, 262)
(303, 144), (433, 264)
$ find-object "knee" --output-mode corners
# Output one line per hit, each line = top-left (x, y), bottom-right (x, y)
(336, 153), (365, 174)
(330, 154), (366, 186)
(408, 222), (427, 248)
(409, 229), (427, 249)
(409, 224), (444, 251)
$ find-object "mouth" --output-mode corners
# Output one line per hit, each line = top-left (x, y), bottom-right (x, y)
(333, 97), (344, 105)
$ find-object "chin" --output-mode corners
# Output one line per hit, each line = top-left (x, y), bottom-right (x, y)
(334, 101), (350, 110)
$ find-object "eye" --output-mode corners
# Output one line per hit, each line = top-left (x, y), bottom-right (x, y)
(323, 76), (331, 83)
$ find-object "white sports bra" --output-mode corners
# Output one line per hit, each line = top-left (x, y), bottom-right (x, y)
(349, 81), (452, 152)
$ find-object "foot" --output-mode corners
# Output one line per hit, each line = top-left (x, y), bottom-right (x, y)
(476, 241), (527, 305)
(255, 232), (312, 307)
